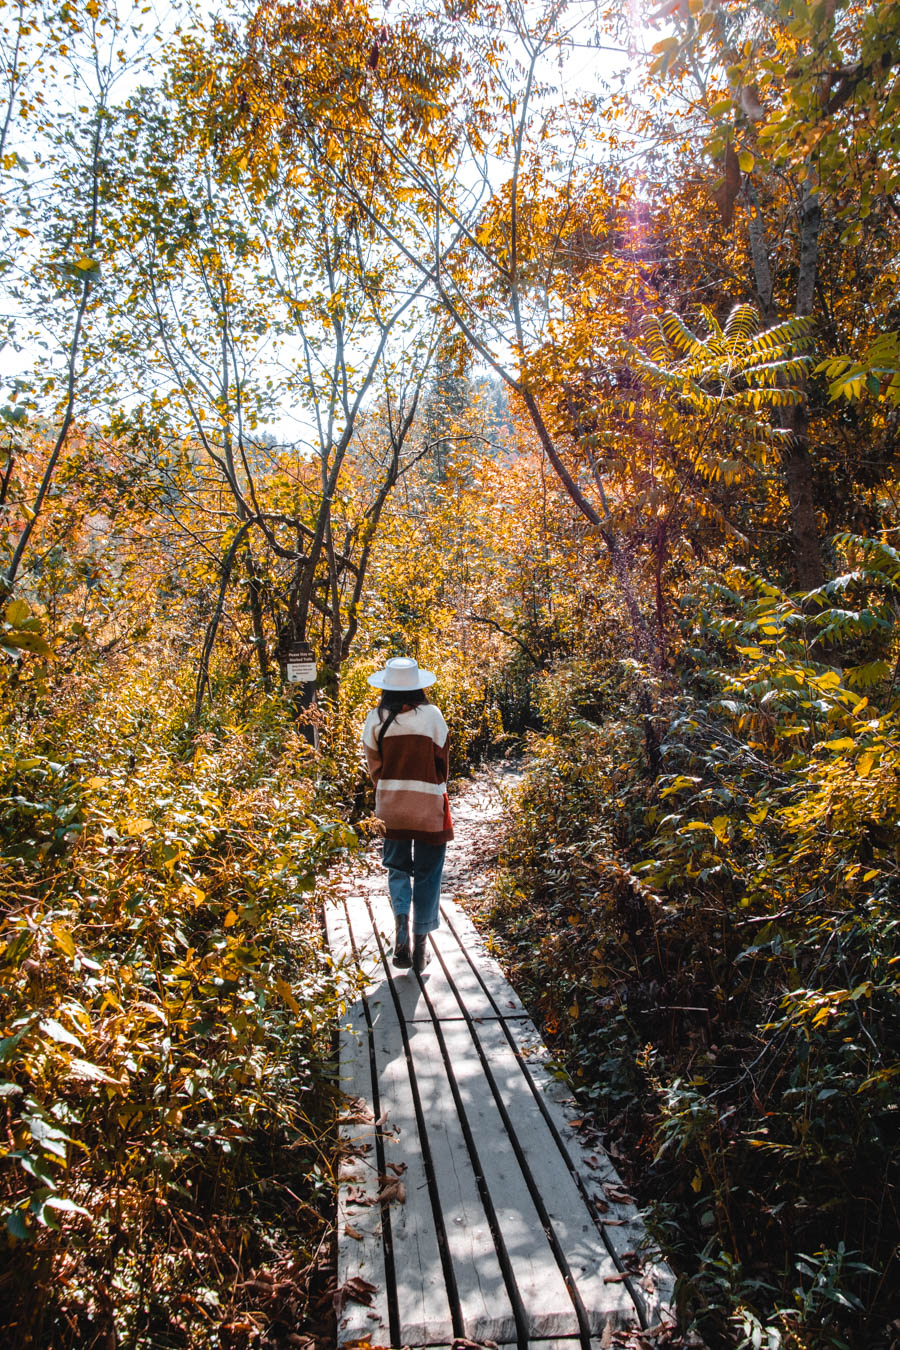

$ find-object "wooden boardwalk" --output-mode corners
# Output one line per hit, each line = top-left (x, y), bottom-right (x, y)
(325, 870), (675, 1349)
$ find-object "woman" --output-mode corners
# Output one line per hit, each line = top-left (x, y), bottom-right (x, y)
(362, 657), (453, 973)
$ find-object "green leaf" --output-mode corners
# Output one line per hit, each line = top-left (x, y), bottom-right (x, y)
(1, 929), (34, 967)
(0, 1027), (30, 1063)
(24, 1116), (71, 1159)
(42, 1195), (90, 1217)
(6, 1209), (31, 1241)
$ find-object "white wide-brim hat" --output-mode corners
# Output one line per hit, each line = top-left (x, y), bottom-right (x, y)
(367, 656), (436, 691)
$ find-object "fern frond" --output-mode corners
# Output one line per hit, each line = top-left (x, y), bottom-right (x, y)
(834, 534), (900, 585)
(721, 303), (759, 349)
(659, 310), (707, 358)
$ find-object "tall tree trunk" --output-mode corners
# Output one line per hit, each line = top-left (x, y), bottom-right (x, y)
(748, 176), (824, 589)
(782, 180), (825, 590)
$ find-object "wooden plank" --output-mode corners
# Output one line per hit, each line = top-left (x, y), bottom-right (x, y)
(439, 902), (530, 1018)
(334, 1003), (392, 1347)
(386, 1018), (518, 1343)
(468, 1018), (637, 1334)
(432, 1342), (612, 1350)
(328, 873), (674, 1341)
(333, 893), (387, 995)
(502, 1020), (677, 1327)
(428, 919), (531, 1021)
(371, 1017), (456, 1346)
(435, 1018), (580, 1340)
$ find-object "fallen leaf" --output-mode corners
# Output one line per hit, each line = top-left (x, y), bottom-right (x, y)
(346, 1187), (376, 1207)
(377, 1179), (407, 1205)
(604, 1184), (635, 1204)
(385, 1161), (407, 1176)
(345, 1224), (365, 1240)
(334, 1275), (377, 1315)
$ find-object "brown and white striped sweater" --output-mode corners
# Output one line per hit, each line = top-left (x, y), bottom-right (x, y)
(362, 703), (454, 845)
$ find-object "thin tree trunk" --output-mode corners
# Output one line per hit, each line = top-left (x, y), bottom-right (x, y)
(520, 387), (655, 665)
(782, 180), (824, 589)
(194, 520), (254, 720)
(244, 543), (270, 692)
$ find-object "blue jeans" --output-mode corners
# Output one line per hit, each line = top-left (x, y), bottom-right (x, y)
(382, 838), (446, 935)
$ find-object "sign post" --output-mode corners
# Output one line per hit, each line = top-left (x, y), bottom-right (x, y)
(279, 638), (319, 747)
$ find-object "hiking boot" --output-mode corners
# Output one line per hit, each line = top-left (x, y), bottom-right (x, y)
(413, 933), (431, 974)
(393, 915), (411, 969)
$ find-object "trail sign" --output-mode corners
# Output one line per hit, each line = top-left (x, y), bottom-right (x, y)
(284, 641), (317, 684)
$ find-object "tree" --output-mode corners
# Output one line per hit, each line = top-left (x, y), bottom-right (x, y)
(0, 1), (148, 604)
(106, 73), (438, 713)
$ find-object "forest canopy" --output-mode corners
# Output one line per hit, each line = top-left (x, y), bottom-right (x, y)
(2, 0), (900, 1346)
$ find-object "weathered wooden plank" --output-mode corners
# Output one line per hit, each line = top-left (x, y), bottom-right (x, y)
(434, 1018), (580, 1340)
(370, 1017), (456, 1345)
(329, 871), (675, 1344)
(334, 893), (388, 994)
(386, 1018), (518, 1343)
(428, 919), (532, 1021)
(430, 1342), (612, 1350)
(334, 1003), (392, 1347)
(439, 902), (529, 1018)
(468, 1018), (637, 1334)
(502, 1019), (677, 1327)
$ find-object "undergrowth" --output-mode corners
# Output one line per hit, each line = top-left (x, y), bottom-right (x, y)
(0, 650), (356, 1349)
(480, 559), (900, 1350)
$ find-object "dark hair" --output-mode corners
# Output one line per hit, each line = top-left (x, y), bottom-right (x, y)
(376, 687), (428, 754)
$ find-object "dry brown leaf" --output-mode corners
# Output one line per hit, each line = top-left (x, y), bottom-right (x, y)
(336, 1100), (375, 1126)
(344, 1224), (366, 1241)
(334, 1275), (378, 1315)
(604, 1184), (635, 1204)
(376, 1178), (406, 1205)
(385, 1160), (407, 1176)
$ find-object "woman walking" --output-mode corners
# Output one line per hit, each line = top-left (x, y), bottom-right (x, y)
(362, 657), (453, 973)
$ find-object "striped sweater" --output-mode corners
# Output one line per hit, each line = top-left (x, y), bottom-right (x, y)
(362, 703), (454, 845)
